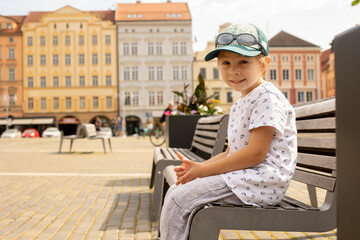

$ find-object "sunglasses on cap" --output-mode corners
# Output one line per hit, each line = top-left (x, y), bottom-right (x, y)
(215, 33), (268, 56)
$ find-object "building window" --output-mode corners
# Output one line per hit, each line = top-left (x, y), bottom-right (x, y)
(53, 76), (59, 87)
(40, 77), (46, 87)
(172, 42), (178, 55)
(79, 97), (85, 109)
(92, 75), (98, 86)
(65, 35), (70, 45)
(106, 96), (112, 108)
(227, 91), (233, 103)
(213, 68), (219, 79)
(27, 55), (33, 66)
(282, 91), (288, 99)
(27, 77), (34, 88)
(28, 98), (34, 109)
(27, 36), (33, 46)
(106, 75), (112, 86)
(157, 91), (163, 105)
(8, 48), (15, 60)
(307, 91), (313, 102)
(66, 97), (72, 109)
(282, 56), (289, 62)
(105, 53), (111, 64)
(93, 97), (99, 108)
(282, 69), (289, 80)
(53, 54), (59, 65)
(53, 97), (59, 109)
(125, 92), (131, 106)
(180, 42), (187, 55)
(295, 69), (302, 80)
(8, 68), (15, 80)
(270, 69), (277, 81)
(79, 35), (84, 45)
(65, 76), (71, 87)
(79, 54), (85, 65)
(294, 55), (302, 61)
(131, 42), (138, 55)
(181, 66), (187, 80)
(123, 43), (129, 55)
(124, 67), (130, 80)
(79, 76), (85, 86)
(156, 67), (163, 80)
(132, 67), (138, 80)
(307, 69), (315, 81)
(9, 94), (16, 106)
(53, 36), (58, 46)
(40, 55), (46, 66)
(214, 91), (220, 100)
(92, 35), (97, 45)
(92, 54), (98, 65)
(41, 98), (46, 109)
(148, 42), (154, 55)
(40, 36), (45, 46)
(156, 42), (162, 55)
(173, 66), (179, 80)
(297, 91), (304, 103)
(149, 66), (155, 80)
(133, 92), (139, 105)
(149, 91), (155, 105)
(65, 54), (71, 65)
(105, 35), (111, 45)
(200, 68), (206, 79)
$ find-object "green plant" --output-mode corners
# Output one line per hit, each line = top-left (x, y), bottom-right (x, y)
(172, 74), (222, 115)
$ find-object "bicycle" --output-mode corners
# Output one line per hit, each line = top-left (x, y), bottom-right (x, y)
(149, 125), (165, 146)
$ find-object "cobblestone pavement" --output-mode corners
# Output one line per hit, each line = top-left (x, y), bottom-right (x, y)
(0, 137), (337, 239)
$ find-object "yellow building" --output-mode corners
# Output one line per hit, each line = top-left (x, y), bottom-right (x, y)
(0, 15), (26, 127)
(320, 48), (335, 99)
(22, 6), (118, 134)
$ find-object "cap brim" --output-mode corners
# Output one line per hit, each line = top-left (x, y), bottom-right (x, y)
(204, 45), (262, 61)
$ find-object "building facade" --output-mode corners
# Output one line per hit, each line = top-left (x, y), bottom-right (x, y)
(21, 6), (118, 134)
(116, 1), (192, 134)
(0, 15), (26, 128)
(320, 48), (335, 99)
(267, 31), (322, 105)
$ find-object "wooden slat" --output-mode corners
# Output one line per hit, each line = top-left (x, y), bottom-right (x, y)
(283, 196), (319, 211)
(196, 124), (221, 131)
(180, 149), (205, 162)
(167, 148), (180, 159)
(294, 97), (335, 119)
(277, 201), (300, 210)
(161, 148), (173, 159)
(197, 115), (224, 124)
(293, 169), (336, 191)
(163, 166), (177, 186)
(297, 133), (336, 149)
(191, 141), (213, 155)
(192, 135), (216, 147)
(297, 153), (336, 170)
(194, 129), (218, 138)
(296, 118), (336, 131)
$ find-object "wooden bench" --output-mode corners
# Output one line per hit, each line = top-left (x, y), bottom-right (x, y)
(161, 97), (336, 239)
(150, 114), (229, 221)
(59, 124), (112, 154)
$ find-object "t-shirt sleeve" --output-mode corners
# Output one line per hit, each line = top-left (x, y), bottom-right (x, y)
(248, 93), (288, 137)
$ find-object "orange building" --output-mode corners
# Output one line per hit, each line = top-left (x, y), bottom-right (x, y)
(320, 48), (335, 98)
(0, 15), (26, 125)
(267, 31), (322, 105)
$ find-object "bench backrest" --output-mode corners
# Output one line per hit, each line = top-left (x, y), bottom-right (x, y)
(76, 124), (98, 138)
(293, 97), (336, 194)
(189, 114), (229, 159)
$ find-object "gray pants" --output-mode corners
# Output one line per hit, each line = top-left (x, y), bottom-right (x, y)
(159, 175), (243, 240)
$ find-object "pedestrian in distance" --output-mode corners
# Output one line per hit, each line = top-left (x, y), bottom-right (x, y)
(160, 23), (297, 240)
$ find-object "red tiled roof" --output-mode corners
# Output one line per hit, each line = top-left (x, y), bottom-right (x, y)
(116, 2), (191, 21)
(0, 15), (26, 33)
(321, 48), (332, 71)
(269, 31), (319, 48)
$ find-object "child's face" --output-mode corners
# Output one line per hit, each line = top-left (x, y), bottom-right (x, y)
(217, 51), (266, 96)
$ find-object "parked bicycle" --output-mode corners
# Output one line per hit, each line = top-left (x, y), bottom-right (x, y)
(149, 125), (165, 146)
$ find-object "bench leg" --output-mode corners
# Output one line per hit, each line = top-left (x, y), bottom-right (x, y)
(59, 138), (63, 153)
(108, 138), (112, 152)
(307, 184), (318, 208)
(151, 167), (165, 221)
(149, 161), (156, 189)
(102, 139), (106, 154)
(69, 139), (74, 152)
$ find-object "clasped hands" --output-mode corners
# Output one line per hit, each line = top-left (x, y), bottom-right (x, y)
(174, 152), (205, 185)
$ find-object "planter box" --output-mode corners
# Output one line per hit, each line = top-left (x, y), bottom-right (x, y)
(165, 115), (206, 148)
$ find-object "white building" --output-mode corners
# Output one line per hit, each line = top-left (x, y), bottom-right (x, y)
(116, 1), (192, 134)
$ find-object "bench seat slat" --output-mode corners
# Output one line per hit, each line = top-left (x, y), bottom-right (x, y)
(293, 169), (336, 191)
(177, 148), (205, 162)
(194, 129), (218, 138)
(192, 136), (217, 146)
(282, 196), (319, 211)
(296, 118), (336, 131)
(197, 124), (221, 131)
(161, 148), (174, 160)
(294, 98), (335, 119)
(297, 153), (336, 170)
(191, 141), (214, 155)
(297, 133), (336, 150)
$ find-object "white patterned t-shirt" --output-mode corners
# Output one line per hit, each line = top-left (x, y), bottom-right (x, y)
(221, 81), (297, 206)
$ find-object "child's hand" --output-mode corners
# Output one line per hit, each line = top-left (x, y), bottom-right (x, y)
(175, 152), (204, 185)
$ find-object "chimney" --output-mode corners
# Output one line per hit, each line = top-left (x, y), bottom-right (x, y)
(136, 0), (140, 3)
(167, 0), (171, 2)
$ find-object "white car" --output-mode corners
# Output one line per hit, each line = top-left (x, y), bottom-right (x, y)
(42, 127), (61, 138)
(98, 127), (113, 138)
(1, 129), (22, 138)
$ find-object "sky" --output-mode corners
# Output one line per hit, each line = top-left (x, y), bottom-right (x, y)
(1, 0), (359, 52)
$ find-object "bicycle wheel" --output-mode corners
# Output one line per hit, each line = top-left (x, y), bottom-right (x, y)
(149, 127), (165, 146)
